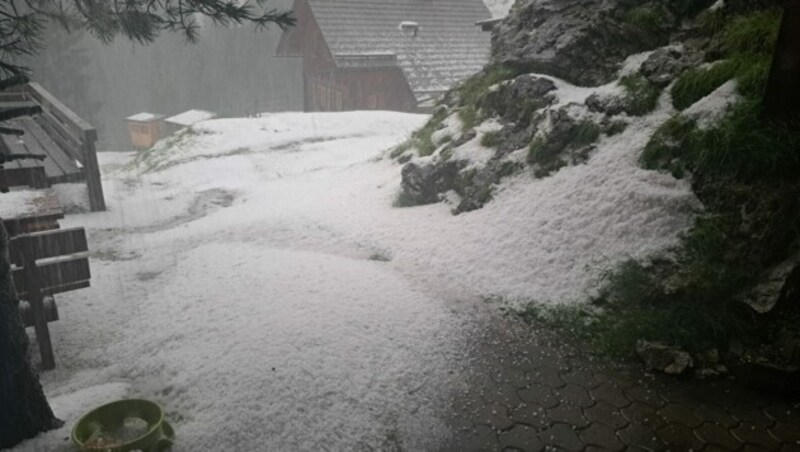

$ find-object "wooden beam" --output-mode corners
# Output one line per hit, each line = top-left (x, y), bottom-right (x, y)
(13, 255), (91, 298)
(8, 227), (88, 265)
(0, 167), (49, 189)
(12, 239), (56, 369)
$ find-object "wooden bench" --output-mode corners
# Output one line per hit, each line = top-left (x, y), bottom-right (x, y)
(9, 227), (90, 370)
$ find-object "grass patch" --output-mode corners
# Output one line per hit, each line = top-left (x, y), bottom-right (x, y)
(458, 106), (478, 130)
(604, 120), (628, 136)
(625, 5), (664, 31)
(480, 130), (503, 148)
(389, 141), (413, 159)
(409, 111), (447, 157)
(720, 8), (781, 55)
(571, 121), (601, 147)
(620, 75), (661, 115)
(671, 60), (739, 110)
(642, 100), (800, 180)
(457, 65), (520, 108)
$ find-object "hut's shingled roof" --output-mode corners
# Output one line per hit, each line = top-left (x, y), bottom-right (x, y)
(308, 0), (492, 100)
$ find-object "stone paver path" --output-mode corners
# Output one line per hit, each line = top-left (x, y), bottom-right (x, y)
(443, 313), (800, 451)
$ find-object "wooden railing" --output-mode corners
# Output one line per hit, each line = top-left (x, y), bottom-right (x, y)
(0, 84), (106, 211)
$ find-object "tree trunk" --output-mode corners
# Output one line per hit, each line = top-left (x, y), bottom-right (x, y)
(763, 1), (800, 121)
(0, 221), (62, 449)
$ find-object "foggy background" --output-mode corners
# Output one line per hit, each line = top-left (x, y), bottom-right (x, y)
(27, 10), (303, 150)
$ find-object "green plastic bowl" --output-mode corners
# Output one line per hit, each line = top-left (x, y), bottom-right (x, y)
(71, 399), (174, 452)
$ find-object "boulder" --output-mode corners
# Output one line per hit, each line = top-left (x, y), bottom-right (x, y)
(399, 160), (462, 206)
(491, 0), (704, 86)
(639, 46), (701, 87)
(481, 74), (557, 122)
(585, 92), (627, 116)
(743, 247), (800, 313)
(636, 340), (694, 375)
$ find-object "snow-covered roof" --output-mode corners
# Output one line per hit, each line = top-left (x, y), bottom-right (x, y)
(126, 112), (164, 123)
(165, 109), (217, 127)
(307, 0), (492, 100)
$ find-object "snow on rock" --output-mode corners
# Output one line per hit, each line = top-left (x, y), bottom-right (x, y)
(683, 80), (741, 129)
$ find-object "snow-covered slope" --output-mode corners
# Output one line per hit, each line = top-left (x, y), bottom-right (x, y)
(16, 105), (696, 450)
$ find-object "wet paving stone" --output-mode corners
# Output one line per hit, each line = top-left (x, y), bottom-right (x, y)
(696, 422), (744, 450)
(540, 423), (582, 451)
(546, 403), (590, 429)
(731, 422), (782, 450)
(579, 422), (625, 451)
(583, 400), (629, 430)
(441, 313), (800, 452)
(498, 424), (545, 451)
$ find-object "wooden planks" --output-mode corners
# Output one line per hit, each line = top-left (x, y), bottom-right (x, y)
(9, 227), (88, 265)
(12, 255), (91, 297)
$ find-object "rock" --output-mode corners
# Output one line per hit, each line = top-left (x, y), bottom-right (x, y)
(742, 246), (800, 313)
(692, 349), (727, 379)
(399, 160), (462, 206)
(491, 0), (709, 86)
(636, 340), (694, 375)
(639, 46), (701, 87)
(585, 92), (627, 116)
(481, 74), (557, 122)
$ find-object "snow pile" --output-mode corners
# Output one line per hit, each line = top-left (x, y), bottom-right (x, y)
(482, 0), (515, 17)
(683, 80), (741, 128)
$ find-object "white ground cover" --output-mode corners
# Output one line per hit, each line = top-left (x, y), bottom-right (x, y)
(15, 95), (699, 449)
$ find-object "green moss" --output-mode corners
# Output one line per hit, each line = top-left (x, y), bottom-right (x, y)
(620, 75), (661, 115)
(480, 130), (503, 148)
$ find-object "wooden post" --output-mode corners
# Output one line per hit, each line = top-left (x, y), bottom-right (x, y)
(763, 1), (800, 121)
(81, 130), (106, 212)
(15, 238), (55, 370)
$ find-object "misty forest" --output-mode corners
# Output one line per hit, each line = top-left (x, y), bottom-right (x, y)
(1, 0), (800, 450)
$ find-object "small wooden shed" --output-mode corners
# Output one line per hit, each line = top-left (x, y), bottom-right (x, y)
(164, 109), (217, 135)
(125, 112), (165, 149)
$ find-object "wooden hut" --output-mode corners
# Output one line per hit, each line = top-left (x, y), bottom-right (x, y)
(275, 0), (492, 112)
(125, 112), (165, 149)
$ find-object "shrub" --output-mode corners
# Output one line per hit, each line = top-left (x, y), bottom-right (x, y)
(480, 130), (503, 148)
(604, 120), (628, 136)
(671, 60), (738, 110)
(721, 8), (781, 55)
(620, 75), (661, 115)
(571, 121), (601, 147)
(625, 5), (664, 31)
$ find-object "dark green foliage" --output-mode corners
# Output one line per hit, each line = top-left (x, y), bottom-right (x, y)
(409, 110), (447, 157)
(671, 60), (739, 110)
(457, 65), (520, 108)
(480, 130), (503, 148)
(458, 106), (478, 130)
(571, 121), (601, 147)
(671, 8), (780, 110)
(720, 8), (782, 55)
(389, 141), (413, 159)
(620, 75), (661, 115)
(604, 120), (628, 136)
(642, 100), (800, 181)
(625, 5), (664, 31)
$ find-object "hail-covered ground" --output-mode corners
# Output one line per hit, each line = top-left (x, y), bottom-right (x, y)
(16, 72), (705, 450)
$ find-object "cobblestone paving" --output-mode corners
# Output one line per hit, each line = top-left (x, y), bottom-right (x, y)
(442, 314), (800, 451)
